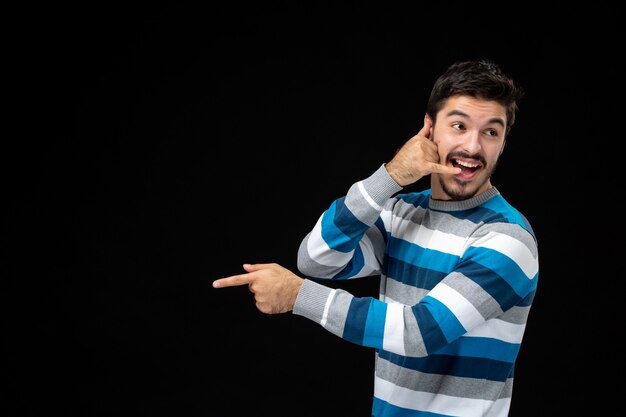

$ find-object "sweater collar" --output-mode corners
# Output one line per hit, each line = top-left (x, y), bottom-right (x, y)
(428, 187), (500, 212)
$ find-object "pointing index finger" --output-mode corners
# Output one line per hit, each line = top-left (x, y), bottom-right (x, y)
(213, 273), (253, 288)
(430, 162), (462, 175)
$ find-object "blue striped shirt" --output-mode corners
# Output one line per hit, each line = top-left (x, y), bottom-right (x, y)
(294, 164), (539, 417)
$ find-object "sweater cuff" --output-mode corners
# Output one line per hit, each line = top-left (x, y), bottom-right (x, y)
(362, 163), (404, 205)
(293, 279), (335, 323)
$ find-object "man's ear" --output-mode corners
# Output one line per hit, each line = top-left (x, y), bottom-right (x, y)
(499, 138), (507, 156)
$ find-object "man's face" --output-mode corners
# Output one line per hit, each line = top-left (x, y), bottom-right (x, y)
(429, 95), (508, 200)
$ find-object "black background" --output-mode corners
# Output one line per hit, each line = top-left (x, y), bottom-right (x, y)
(4, 3), (622, 416)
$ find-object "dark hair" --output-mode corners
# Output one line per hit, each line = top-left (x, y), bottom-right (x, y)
(426, 60), (524, 134)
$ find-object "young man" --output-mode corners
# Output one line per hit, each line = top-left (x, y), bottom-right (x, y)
(213, 59), (539, 417)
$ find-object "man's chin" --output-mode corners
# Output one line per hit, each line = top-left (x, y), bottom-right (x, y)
(440, 179), (480, 201)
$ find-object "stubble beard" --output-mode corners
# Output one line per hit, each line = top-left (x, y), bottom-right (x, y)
(438, 157), (499, 201)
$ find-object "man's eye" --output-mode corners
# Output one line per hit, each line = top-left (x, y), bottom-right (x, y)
(485, 129), (498, 137)
(452, 122), (465, 130)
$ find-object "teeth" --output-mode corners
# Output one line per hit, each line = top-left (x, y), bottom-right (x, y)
(455, 160), (478, 168)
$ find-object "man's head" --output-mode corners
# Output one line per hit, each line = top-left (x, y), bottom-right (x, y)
(426, 60), (524, 135)
(426, 60), (524, 200)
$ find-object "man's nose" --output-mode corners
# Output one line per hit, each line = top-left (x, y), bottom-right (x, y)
(462, 131), (482, 154)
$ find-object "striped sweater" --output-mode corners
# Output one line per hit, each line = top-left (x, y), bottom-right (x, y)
(293, 164), (539, 417)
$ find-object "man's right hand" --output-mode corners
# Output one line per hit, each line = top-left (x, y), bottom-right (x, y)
(385, 117), (460, 186)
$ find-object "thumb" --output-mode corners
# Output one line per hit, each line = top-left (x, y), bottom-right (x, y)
(244, 263), (279, 272)
(419, 115), (432, 140)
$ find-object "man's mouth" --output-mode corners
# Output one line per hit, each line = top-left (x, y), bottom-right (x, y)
(451, 158), (482, 180)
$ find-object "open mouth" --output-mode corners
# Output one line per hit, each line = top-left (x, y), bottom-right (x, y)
(451, 158), (482, 180)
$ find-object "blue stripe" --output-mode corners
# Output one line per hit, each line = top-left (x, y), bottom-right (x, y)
(387, 237), (460, 274)
(373, 397), (450, 416)
(420, 295), (465, 343)
(378, 350), (514, 382)
(461, 247), (537, 299)
(518, 212), (537, 241)
(363, 299), (387, 349)
(396, 191), (432, 208)
(374, 217), (388, 244)
(320, 198), (367, 253)
(383, 255), (448, 290)
(399, 191), (537, 245)
(411, 303), (447, 354)
(332, 244), (365, 280)
(519, 288), (536, 307)
(482, 195), (527, 229)
(343, 297), (372, 345)
(456, 259), (512, 304)
(435, 336), (520, 363)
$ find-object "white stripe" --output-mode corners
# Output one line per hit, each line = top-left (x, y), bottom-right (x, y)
(306, 218), (379, 277)
(393, 219), (467, 255)
(306, 216), (354, 267)
(392, 218), (538, 280)
(380, 207), (393, 233)
(358, 181), (383, 211)
(383, 284), (526, 344)
(374, 375), (505, 416)
(355, 263), (378, 278)
(471, 231), (538, 279)
(320, 289), (337, 327)
(382, 302), (406, 355)
(485, 396), (511, 417)
(359, 237), (382, 273)
(465, 318), (527, 344)
(428, 283), (484, 332)
(383, 294), (400, 304)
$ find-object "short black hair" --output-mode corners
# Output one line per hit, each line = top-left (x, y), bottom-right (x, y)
(426, 60), (524, 134)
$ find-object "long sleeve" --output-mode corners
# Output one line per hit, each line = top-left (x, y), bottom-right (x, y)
(296, 163), (402, 280)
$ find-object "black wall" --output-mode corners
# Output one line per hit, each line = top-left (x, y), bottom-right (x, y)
(5, 4), (621, 416)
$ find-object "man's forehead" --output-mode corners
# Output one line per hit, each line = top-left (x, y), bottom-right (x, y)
(440, 96), (507, 124)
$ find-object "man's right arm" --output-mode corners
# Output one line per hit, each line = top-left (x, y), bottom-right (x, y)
(296, 164), (402, 280)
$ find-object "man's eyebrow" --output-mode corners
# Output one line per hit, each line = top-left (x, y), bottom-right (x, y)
(445, 110), (505, 127)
